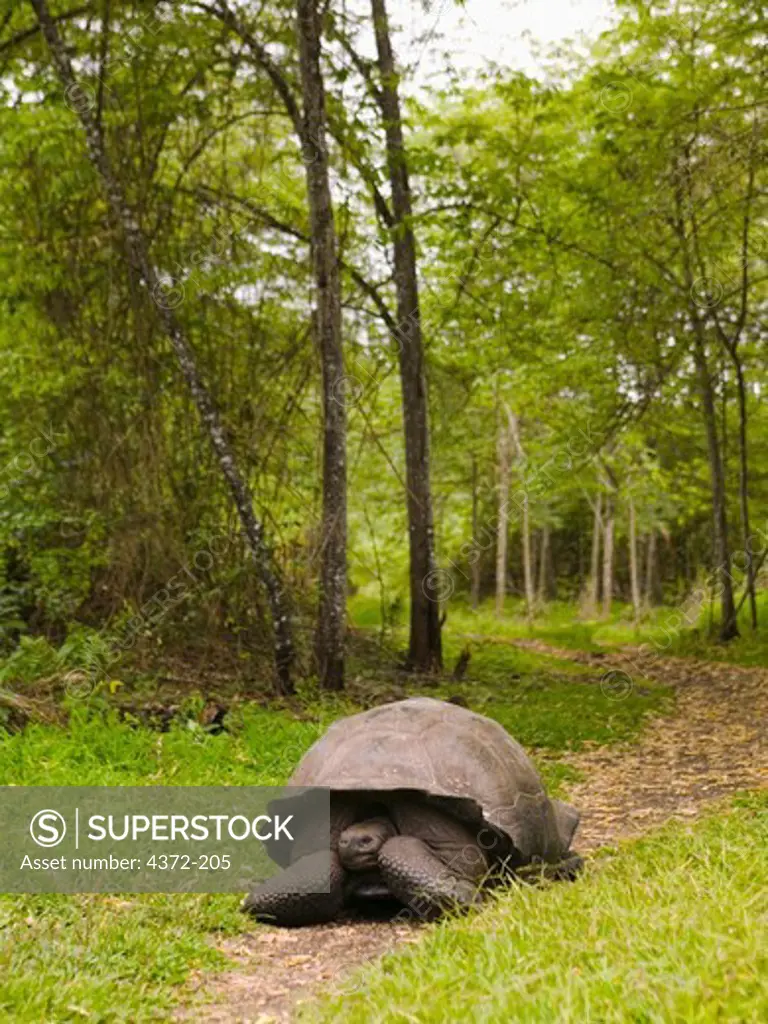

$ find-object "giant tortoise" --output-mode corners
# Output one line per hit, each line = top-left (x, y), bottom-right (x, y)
(243, 697), (582, 925)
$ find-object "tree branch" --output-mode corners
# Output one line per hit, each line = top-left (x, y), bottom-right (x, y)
(194, 0), (303, 137)
(190, 183), (400, 335)
(0, 3), (90, 56)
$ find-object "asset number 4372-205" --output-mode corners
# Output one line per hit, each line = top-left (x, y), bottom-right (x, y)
(145, 854), (231, 870)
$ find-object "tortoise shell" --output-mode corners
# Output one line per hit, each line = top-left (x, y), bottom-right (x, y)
(287, 697), (579, 864)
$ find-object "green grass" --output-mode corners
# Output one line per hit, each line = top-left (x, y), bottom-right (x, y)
(0, 631), (673, 1021)
(443, 592), (768, 669)
(309, 793), (768, 1024)
(446, 599), (610, 651)
(435, 638), (670, 753)
(662, 591), (768, 667)
(349, 601), (672, 756)
(670, 628), (768, 667)
(0, 706), (341, 1023)
(355, 593), (692, 655)
(0, 893), (242, 1022)
(0, 704), (342, 787)
(446, 597), (710, 653)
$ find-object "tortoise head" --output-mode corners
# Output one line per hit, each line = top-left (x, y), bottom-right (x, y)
(338, 815), (397, 871)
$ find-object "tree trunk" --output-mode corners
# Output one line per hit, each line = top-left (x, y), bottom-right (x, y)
(521, 496), (534, 618)
(370, 0), (441, 671)
(734, 359), (757, 630)
(691, 331), (739, 640)
(538, 525), (555, 603)
(628, 498), (641, 622)
(644, 531), (659, 607)
(30, 0), (296, 692)
(470, 454), (481, 610)
(601, 495), (614, 620)
(506, 405), (534, 618)
(586, 494), (602, 615)
(297, 0), (347, 690)
(674, 174), (739, 643)
(495, 407), (511, 617)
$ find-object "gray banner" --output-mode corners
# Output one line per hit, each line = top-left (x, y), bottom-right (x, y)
(0, 786), (330, 893)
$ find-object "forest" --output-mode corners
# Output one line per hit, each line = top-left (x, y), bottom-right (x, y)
(0, 1), (766, 1021)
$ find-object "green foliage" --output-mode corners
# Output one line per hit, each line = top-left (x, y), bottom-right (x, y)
(0, 0), (766, 654)
(0, 636), (59, 686)
(0, 627), (116, 689)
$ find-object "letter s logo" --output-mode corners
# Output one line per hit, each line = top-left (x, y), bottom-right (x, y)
(29, 809), (67, 848)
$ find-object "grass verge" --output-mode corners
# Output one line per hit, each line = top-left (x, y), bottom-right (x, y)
(440, 593), (768, 669)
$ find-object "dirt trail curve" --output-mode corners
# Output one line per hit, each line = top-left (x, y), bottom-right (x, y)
(184, 643), (768, 1023)
(518, 641), (768, 849)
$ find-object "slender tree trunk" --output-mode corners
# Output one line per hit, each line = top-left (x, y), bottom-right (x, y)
(30, 0), (296, 691)
(587, 494), (602, 614)
(521, 498), (534, 618)
(537, 525), (552, 604)
(470, 454), (481, 610)
(297, 0), (347, 690)
(715, 120), (757, 631)
(733, 360), (757, 630)
(602, 495), (614, 620)
(691, 331), (739, 640)
(495, 408), (511, 617)
(644, 531), (658, 607)
(370, 0), (441, 671)
(674, 175), (739, 643)
(505, 405), (534, 618)
(683, 533), (691, 587)
(362, 502), (387, 637)
(628, 498), (641, 622)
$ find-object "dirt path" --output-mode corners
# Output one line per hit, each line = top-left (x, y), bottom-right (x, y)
(182, 918), (419, 1023)
(521, 641), (768, 849)
(183, 644), (768, 1022)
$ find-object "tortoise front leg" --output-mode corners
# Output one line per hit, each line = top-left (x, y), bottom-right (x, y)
(515, 852), (585, 884)
(241, 850), (345, 926)
(378, 836), (482, 920)
(544, 852), (584, 881)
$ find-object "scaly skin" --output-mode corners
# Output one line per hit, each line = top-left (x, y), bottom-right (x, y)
(378, 836), (483, 919)
(242, 850), (345, 927)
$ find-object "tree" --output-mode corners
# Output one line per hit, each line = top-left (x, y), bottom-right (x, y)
(2, 0), (764, 680)
(495, 402), (511, 617)
(369, 0), (442, 671)
(195, 0), (348, 687)
(601, 492), (615, 621)
(296, 0), (347, 689)
(29, 0), (296, 692)
(470, 454), (482, 608)
(507, 404), (534, 619)
(700, 116), (761, 632)
(537, 525), (555, 603)
(628, 497), (641, 622)
(586, 495), (603, 616)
